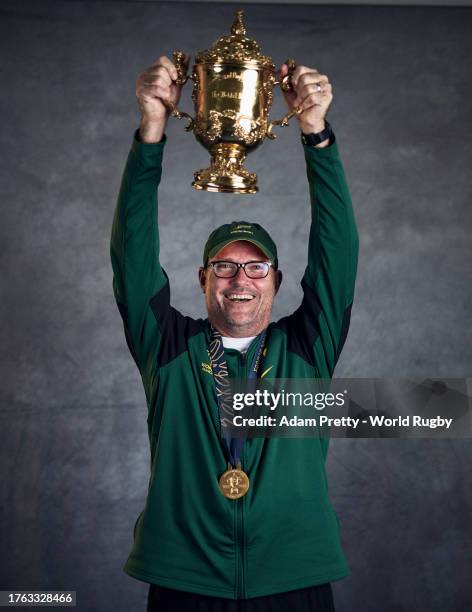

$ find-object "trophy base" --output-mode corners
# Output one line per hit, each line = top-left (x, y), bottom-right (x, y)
(192, 143), (258, 194)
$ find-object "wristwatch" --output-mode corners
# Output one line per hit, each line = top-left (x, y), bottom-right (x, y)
(301, 121), (335, 147)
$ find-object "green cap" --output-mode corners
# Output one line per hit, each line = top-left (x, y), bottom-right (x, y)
(203, 221), (278, 268)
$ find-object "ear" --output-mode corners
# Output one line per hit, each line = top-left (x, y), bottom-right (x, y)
(198, 267), (206, 293)
(274, 269), (283, 294)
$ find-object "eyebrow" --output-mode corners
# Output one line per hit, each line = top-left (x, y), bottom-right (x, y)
(210, 258), (268, 263)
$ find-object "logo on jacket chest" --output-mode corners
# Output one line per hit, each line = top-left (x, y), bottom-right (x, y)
(201, 361), (213, 375)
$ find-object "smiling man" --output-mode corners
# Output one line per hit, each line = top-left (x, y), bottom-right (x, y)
(199, 225), (282, 338)
(111, 54), (359, 612)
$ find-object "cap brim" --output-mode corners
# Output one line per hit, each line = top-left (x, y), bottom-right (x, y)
(207, 238), (273, 262)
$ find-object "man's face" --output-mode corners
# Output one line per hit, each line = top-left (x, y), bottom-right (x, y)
(199, 241), (282, 337)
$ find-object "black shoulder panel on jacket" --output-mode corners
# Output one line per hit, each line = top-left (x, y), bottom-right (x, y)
(335, 302), (353, 365)
(116, 301), (140, 369)
(273, 279), (322, 367)
(149, 280), (204, 367)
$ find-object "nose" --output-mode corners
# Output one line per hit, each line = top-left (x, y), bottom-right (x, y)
(233, 266), (247, 280)
(228, 265), (256, 286)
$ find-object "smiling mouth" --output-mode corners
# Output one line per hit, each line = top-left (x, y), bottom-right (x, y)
(224, 292), (256, 302)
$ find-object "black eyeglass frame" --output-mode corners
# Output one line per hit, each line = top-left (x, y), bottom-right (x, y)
(206, 260), (275, 279)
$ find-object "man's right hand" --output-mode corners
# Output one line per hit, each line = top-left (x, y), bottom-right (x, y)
(136, 54), (190, 143)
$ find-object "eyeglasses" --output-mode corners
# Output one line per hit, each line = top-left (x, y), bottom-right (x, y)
(206, 260), (274, 279)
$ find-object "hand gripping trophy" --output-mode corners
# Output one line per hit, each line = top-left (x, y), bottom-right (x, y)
(166, 9), (301, 194)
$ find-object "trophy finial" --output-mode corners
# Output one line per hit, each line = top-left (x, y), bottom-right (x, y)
(231, 10), (246, 36)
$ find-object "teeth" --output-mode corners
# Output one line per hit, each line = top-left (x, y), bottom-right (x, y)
(228, 294), (254, 301)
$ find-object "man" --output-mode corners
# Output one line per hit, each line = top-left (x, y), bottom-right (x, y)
(110, 53), (359, 612)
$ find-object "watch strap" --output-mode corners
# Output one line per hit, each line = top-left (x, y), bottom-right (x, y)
(301, 121), (334, 147)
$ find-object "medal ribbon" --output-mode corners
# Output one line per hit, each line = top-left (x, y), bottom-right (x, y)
(209, 326), (267, 467)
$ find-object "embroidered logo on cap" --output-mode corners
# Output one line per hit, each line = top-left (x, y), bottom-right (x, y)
(230, 224), (254, 235)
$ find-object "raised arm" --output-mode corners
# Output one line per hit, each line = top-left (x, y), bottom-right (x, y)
(277, 63), (359, 376)
(302, 137), (359, 375)
(110, 55), (189, 375)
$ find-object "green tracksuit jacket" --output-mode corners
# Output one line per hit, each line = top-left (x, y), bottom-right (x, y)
(110, 130), (359, 599)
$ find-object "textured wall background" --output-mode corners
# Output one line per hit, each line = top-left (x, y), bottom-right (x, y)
(1, 2), (471, 611)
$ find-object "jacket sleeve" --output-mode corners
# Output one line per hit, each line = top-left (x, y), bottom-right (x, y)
(276, 137), (359, 379)
(110, 130), (168, 377)
(302, 138), (359, 376)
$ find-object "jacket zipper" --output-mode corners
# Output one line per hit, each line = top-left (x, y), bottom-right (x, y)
(235, 351), (247, 598)
(236, 496), (245, 598)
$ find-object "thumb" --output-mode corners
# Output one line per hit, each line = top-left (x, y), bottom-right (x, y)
(278, 63), (288, 79)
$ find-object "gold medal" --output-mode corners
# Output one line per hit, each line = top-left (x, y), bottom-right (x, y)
(219, 462), (250, 499)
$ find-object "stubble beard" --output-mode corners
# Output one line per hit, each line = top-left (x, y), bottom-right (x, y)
(207, 291), (273, 337)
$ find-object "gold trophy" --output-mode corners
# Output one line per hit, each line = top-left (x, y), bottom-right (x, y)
(166, 9), (300, 194)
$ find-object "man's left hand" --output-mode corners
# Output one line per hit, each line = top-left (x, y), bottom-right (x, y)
(279, 63), (333, 135)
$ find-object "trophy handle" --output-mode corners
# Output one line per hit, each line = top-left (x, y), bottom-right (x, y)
(267, 58), (302, 140)
(274, 58), (297, 92)
(164, 50), (195, 132)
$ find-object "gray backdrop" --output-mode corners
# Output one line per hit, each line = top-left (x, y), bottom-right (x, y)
(1, 1), (471, 611)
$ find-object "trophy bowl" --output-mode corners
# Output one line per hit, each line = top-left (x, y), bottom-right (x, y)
(167, 10), (300, 194)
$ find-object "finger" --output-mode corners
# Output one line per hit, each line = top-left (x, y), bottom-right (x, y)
(298, 93), (321, 113)
(297, 91), (332, 113)
(291, 65), (319, 88)
(145, 66), (173, 82)
(297, 73), (329, 88)
(137, 83), (172, 102)
(141, 75), (172, 92)
(278, 63), (288, 79)
(295, 81), (332, 105)
(145, 67), (174, 87)
(142, 72), (172, 88)
(150, 83), (172, 98)
(152, 55), (178, 80)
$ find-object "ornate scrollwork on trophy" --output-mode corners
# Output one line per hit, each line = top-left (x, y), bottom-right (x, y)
(211, 152), (256, 181)
(261, 74), (275, 115)
(190, 69), (199, 108)
(194, 109), (268, 148)
(195, 10), (274, 69)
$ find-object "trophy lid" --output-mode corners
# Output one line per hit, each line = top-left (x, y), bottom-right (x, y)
(195, 10), (275, 70)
